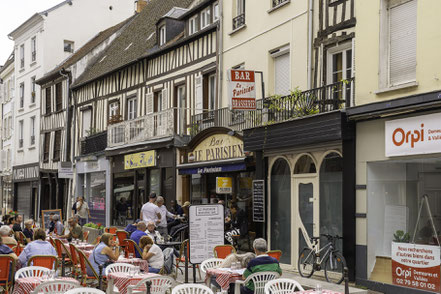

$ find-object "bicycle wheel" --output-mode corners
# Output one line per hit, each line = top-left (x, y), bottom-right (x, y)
(298, 248), (315, 278)
(324, 251), (346, 284)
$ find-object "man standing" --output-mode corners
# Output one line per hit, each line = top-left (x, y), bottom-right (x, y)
(140, 193), (161, 225)
(116, 197), (129, 225)
(71, 197), (79, 217)
(76, 196), (90, 226)
(156, 196), (176, 237)
(130, 221), (147, 258)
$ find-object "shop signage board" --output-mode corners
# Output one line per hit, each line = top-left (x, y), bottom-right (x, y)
(124, 150), (156, 170)
(179, 163), (246, 175)
(58, 162), (74, 179)
(253, 180), (265, 222)
(391, 242), (441, 292)
(228, 69), (256, 110)
(216, 177), (232, 194)
(188, 134), (244, 163)
(386, 113), (441, 157)
(189, 204), (224, 264)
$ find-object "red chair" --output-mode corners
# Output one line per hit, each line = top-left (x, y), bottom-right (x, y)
(213, 245), (236, 259)
(75, 247), (106, 287)
(27, 255), (58, 269)
(48, 236), (56, 248)
(267, 250), (282, 261)
(5, 244), (14, 249)
(11, 245), (24, 256)
(54, 239), (73, 268)
(0, 255), (16, 294)
(105, 227), (117, 235)
(69, 244), (81, 278)
(124, 239), (143, 258)
(116, 230), (129, 248)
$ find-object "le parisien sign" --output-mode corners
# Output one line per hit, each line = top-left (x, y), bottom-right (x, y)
(228, 69), (256, 110)
(188, 134), (244, 163)
(385, 113), (441, 157)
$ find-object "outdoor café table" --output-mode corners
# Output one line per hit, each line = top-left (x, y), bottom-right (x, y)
(75, 242), (95, 251)
(107, 272), (159, 294)
(115, 256), (149, 272)
(293, 290), (343, 294)
(12, 277), (79, 294)
(206, 268), (245, 290)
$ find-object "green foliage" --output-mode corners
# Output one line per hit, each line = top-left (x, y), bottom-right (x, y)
(393, 230), (410, 243)
(86, 127), (99, 137)
(84, 222), (104, 230)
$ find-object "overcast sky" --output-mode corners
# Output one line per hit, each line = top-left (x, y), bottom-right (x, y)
(0, 0), (62, 65)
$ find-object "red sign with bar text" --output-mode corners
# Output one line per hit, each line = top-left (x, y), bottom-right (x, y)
(228, 69), (256, 110)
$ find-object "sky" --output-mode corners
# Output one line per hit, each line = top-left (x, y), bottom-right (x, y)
(0, 0), (62, 65)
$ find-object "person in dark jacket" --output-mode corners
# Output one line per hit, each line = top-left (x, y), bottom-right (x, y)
(227, 203), (248, 236)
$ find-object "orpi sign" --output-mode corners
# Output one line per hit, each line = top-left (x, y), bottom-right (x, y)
(228, 69), (256, 110)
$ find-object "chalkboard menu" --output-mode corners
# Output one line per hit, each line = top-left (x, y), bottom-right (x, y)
(41, 209), (62, 230)
(253, 180), (265, 222)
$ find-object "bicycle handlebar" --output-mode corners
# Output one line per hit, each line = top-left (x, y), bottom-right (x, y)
(310, 234), (343, 242)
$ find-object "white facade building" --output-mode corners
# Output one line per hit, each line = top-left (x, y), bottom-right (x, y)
(7, 0), (135, 220)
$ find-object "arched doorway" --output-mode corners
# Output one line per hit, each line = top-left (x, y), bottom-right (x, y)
(270, 158), (291, 264)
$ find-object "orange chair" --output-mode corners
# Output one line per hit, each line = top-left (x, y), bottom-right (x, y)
(48, 236), (56, 248)
(69, 244), (81, 277)
(124, 239), (143, 258)
(28, 255), (58, 269)
(55, 239), (73, 268)
(11, 245), (24, 256)
(0, 255), (16, 294)
(105, 227), (117, 235)
(17, 231), (28, 246)
(116, 230), (128, 247)
(83, 231), (89, 242)
(213, 245), (236, 259)
(75, 247), (106, 287)
(5, 244), (15, 249)
(267, 250), (282, 261)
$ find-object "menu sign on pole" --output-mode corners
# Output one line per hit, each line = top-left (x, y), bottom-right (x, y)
(392, 242), (441, 292)
(253, 180), (265, 222)
(189, 205), (224, 264)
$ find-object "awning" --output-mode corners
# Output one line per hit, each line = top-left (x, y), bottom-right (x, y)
(178, 158), (246, 175)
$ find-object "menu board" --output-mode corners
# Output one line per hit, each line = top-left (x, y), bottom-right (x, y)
(253, 180), (265, 222)
(41, 209), (62, 230)
(189, 205), (224, 264)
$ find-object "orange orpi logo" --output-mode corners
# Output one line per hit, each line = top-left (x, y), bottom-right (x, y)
(392, 124), (424, 148)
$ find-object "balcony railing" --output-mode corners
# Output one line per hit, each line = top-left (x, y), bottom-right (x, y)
(81, 131), (107, 155)
(107, 108), (189, 148)
(233, 14), (245, 30)
(190, 78), (354, 136)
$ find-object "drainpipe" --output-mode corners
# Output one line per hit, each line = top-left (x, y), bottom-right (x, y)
(307, 0), (314, 89)
(218, 0), (224, 109)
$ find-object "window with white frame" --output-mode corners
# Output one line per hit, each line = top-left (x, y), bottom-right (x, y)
(31, 76), (36, 104)
(19, 82), (24, 108)
(189, 16), (198, 35)
(208, 74), (216, 110)
(81, 109), (92, 137)
(31, 36), (36, 62)
(20, 44), (24, 68)
(30, 116), (35, 145)
(18, 120), (23, 148)
(271, 46), (290, 96)
(109, 101), (119, 118)
(213, 3), (219, 21)
(156, 91), (163, 112)
(177, 85), (186, 134)
(233, 0), (246, 30)
(159, 25), (166, 46)
(127, 97), (137, 120)
(200, 7), (211, 29)
(327, 43), (353, 101)
(64, 40), (74, 53)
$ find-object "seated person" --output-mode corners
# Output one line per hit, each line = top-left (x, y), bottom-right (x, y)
(48, 213), (56, 234)
(18, 229), (57, 267)
(146, 221), (162, 243)
(130, 221), (147, 258)
(52, 215), (64, 236)
(241, 239), (282, 294)
(169, 201), (190, 238)
(61, 217), (83, 241)
(0, 237), (17, 283)
(87, 233), (119, 276)
(12, 215), (23, 240)
(125, 219), (140, 236)
(22, 220), (34, 243)
(0, 225), (17, 246)
(220, 252), (256, 268)
(139, 236), (164, 273)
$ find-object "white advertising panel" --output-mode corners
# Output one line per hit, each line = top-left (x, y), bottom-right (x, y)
(385, 113), (441, 157)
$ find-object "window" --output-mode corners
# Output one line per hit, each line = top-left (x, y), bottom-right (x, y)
(177, 85), (186, 134)
(53, 130), (61, 162)
(201, 7), (211, 29)
(45, 87), (51, 114)
(20, 44), (24, 68)
(159, 25), (166, 46)
(208, 74), (216, 110)
(31, 76), (36, 104)
(64, 40), (74, 53)
(55, 82), (62, 111)
(271, 46), (290, 95)
(31, 36), (36, 62)
(213, 3), (219, 21)
(327, 43), (352, 101)
(19, 82), (24, 108)
(30, 116), (35, 146)
(272, 0), (289, 8)
(81, 109), (92, 137)
(43, 133), (50, 162)
(109, 101), (120, 118)
(155, 92), (163, 112)
(18, 120), (23, 149)
(189, 16), (198, 35)
(127, 97), (137, 120)
(233, 0), (245, 30)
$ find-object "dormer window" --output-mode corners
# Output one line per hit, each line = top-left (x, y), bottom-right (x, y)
(189, 15), (198, 35)
(159, 25), (166, 46)
(200, 7), (211, 29)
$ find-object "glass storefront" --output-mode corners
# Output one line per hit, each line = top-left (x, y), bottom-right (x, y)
(78, 171), (106, 226)
(113, 171), (135, 225)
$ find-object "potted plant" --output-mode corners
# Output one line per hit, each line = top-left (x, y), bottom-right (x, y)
(393, 230), (410, 243)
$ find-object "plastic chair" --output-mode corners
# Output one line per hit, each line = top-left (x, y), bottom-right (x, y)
(234, 271), (280, 294)
(200, 258), (223, 274)
(213, 245), (236, 259)
(0, 255), (16, 293)
(83, 230), (89, 242)
(28, 255), (58, 269)
(264, 278), (304, 294)
(172, 284), (213, 294)
(124, 239), (143, 258)
(127, 275), (175, 294)
(105, 227), (118, 234)
(15, 266), (50, 280)
(267, 250), (282, 261)
(30, 280), (80, 294)
(105, 263), (135, 276)
(65, 288), (106, 294)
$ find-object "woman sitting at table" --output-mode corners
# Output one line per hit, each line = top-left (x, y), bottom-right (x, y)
(18, 228), (57, 267)
(87, 233), (119, 276)
(139, 236), (164, 273)
(22, 219), (34, 243)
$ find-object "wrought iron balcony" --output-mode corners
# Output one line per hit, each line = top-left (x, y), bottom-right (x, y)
(107, 108), (189, 148)
(81, 131), (108, 155)
(190, 78), (354, 136)
(233, 13), (245, 30)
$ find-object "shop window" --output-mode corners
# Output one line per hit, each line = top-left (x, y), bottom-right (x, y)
(294, 155), (316, 174)
(149, 169), (161, 195)
(89, 172), (106, 225)
(270, 158), (291, 264)
(55, 82), (63, 111)
(53, 130), (61, 162)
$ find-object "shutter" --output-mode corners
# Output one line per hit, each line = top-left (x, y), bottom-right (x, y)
(274, 52), (290, 95)
(146, 92), (154, 114)
(17, 183), (32, 220)
(82, 109), (92, 137)
(195, 75), (203, 114)
(161, 88), (168, 110)
(389, 0), (417, 86)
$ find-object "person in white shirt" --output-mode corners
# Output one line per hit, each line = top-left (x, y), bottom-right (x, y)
(146, 221), (163, 243)
(156, 196), (176, 237)
(140, 235), (164, 273)
(76, 196), (90, 226)
(140, 193), (161, 224)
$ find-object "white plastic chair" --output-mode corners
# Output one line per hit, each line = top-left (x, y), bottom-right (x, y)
(264, 278), (305, 294)
(127, 276), (175, 294)
(200, 258), (223, 274)
(15, 266), (50, 280)
(105, 263), (136, 276)
(65, 288), (106, 294)
(234, 271), (280, 294)
(172, 284), (213, 294)
(31, 280), (80, 294)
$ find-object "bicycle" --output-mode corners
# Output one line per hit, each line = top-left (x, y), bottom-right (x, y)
(298, 234), (346, 284)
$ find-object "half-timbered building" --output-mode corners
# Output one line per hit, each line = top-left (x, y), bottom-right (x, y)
(70, 0), (218, 226)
